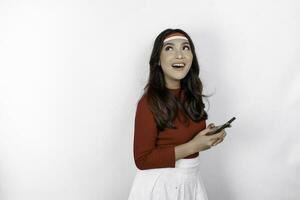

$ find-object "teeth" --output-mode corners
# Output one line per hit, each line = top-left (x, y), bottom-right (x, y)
(172, 63), (185, 67)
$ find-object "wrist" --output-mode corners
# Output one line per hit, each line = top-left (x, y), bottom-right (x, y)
(188, 141), (198, 154)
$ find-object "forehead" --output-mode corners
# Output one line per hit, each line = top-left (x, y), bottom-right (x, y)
(163, 39), (190, 46)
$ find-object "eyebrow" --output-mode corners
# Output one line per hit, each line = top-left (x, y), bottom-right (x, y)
(163, 41), (190, 47)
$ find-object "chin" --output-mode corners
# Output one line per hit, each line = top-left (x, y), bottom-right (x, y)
(172, 74), (187, 80)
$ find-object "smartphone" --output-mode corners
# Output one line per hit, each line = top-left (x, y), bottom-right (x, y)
(206, 117), (236, 135)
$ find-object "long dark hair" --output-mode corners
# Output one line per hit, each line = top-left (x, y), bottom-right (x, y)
(143, 28), (209, 132)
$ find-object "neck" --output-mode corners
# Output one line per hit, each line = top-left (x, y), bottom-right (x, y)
(164, 74), (181, 89)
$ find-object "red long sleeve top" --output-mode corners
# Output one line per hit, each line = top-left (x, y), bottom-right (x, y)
(133, 87), (207, 170)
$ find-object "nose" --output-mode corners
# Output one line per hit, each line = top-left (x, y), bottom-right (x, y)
(175, 50), (184, 59)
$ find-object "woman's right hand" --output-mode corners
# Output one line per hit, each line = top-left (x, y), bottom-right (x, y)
(189, 123), (227, 152)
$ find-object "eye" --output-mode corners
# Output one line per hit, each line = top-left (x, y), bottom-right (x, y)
(165, 46), (173, 51)
(183, 45), (190, 50)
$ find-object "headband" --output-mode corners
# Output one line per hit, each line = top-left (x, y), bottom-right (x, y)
(163, 35), (188, 43)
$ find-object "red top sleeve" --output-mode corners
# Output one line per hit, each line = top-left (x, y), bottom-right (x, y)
(133, 96), (176, 170)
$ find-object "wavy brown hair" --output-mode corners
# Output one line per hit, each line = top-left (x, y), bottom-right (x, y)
(143, 28), (209, 132)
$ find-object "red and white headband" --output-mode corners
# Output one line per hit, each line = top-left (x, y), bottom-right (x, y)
(163, 35), (188, 43)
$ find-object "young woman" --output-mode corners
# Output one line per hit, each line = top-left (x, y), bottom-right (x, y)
(128, 28), (227, 200)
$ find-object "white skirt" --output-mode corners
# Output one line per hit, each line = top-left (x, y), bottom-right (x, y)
(128, 155), (208, 200)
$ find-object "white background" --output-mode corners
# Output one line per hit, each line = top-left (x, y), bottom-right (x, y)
(0, 0), (299, 199)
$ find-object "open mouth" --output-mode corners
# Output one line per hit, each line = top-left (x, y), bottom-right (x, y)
(172, 63), (185, 68)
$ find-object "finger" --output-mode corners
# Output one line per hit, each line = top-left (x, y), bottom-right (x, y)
(218, 137), (224, 143)
(212, 138), (223, 146)
(211, 140), (219, 146)
(209, 126), (218, 133)
(221, 130), (226, 136)
(214, 130), (224, 137)
(206, 131), (220, 138)
(203, 126), (217, 135)
(211, 137), (220, 145)
(218, 131), (225, 138)
(202, 129), (213, 135)
(208, 123), (215, 129)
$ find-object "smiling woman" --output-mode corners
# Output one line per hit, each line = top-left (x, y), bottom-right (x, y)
(159, 33), (194, 89)
(128, 28), (226, 200)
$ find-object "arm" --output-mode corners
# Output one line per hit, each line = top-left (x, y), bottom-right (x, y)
(133, 97), (176, 170)
(175, 120), (207, 160)
(175, 142), (197, 161)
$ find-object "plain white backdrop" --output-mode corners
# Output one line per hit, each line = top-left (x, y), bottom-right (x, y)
(0, 0), (299, 199)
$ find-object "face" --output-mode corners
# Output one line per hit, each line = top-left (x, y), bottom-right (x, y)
(159, 38), (193, 88)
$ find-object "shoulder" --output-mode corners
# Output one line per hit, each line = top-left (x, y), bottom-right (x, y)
(136, 93), (151, 113)
(134, 93), (157, 124)
(135, 93), (157, 120)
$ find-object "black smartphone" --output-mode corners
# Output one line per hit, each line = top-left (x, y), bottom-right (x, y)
(206, 117), (236, 135)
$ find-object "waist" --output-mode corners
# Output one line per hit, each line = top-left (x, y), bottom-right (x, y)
(175, 154), (200, 168)
(183, 152), (199, 159)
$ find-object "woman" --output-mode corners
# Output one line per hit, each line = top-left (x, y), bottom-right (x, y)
(128, 28), (227, 200)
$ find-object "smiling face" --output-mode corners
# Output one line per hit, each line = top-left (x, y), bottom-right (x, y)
(159, 36), (193, 89)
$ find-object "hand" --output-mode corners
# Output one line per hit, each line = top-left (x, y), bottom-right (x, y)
(206, 124), (231, 135)
(208, 124), (228, 146)
(190, 123), (227, 152)
(210, 129), (227, 146)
